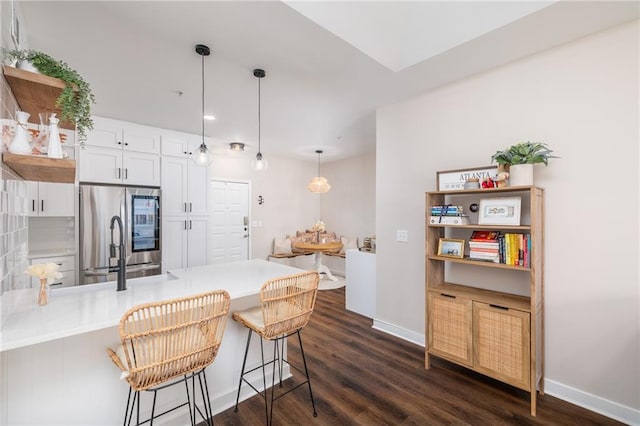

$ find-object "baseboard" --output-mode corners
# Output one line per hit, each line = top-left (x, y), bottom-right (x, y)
(371, 321), (639, 425)
(545, 379), (639, 425)
(372, 319), (425, 347)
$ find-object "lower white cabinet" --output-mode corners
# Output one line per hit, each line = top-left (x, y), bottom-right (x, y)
(162, 217), (208, 271)
(25, 182), (75, 217)
(30, 255), (76, 288)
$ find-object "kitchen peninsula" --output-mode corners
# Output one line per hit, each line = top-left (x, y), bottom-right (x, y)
(0, 260), (303, 425)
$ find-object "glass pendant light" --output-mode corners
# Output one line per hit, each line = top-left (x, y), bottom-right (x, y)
(194, 44), (213, 167)
(307, 150), (331, 193)
(251, 69), (268, 171)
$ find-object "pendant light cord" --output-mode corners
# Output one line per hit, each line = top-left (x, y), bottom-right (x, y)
(201, 52), (205, 147)
(258, 76), (261, 154)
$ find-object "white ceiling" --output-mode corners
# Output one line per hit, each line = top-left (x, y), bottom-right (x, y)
(19, 1), (639, 161)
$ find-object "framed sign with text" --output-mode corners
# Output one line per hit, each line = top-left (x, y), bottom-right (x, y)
(436, 166), (498, 191)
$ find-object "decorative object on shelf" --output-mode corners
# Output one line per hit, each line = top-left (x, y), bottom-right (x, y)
(463, 178), (480, 190)
(229, 142), (245, 152)
(251, 68), (268, 171)
(469, 203), (479, 213)
(25, 262), (62, 306)
(8, 110), (31, 155)
(437, 166), (498, 191)
(481, 166), (509, 189)
(193, 44), (213, 167)
(491, 141), (557, 186)
(478, 196), (522, 226)
(46, 113), (63, 159)
(437, 238), (465, 258)
(4, 49), (95, 144)
(307, 150), (331, 193)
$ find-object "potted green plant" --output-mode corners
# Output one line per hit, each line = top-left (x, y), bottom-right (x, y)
(491, 141), (556, 186)
(4, 49), (95, 143)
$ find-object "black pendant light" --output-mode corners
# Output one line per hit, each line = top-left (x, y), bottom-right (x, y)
(251, 68), (268, 171)
(194, 44), (213, 167)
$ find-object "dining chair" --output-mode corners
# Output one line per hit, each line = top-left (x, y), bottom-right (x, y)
(232, 271), (319, 425)
(107, 290), (230, 426)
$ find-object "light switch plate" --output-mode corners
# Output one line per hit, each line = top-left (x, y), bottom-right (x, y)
(396, 229), (409, 242)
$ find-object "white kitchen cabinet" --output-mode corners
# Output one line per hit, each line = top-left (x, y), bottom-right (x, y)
(86, 116), (161, 154)
(345, 249), (376, 318)
(79, 146), (160, 186)
(25, 182), (75, 217)
(161, 156), (208, 216)
(162, 217), (208, 271)
(30, 255), (76, 288)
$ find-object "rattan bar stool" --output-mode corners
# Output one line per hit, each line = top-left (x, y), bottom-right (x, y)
(232, 271), (319, 425)
(107, 290), (231, 426)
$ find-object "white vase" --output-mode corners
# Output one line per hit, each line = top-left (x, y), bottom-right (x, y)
(17, 60), (40, 74)
(47, 114), (63, 159)
(508, 164), (534, 186)
(8, 110), (32, 155)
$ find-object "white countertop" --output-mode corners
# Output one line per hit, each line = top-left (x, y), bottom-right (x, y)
(0, 260), (303, 352)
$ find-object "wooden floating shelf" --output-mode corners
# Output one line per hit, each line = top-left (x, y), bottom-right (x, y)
(427, 255), (531, 271)
(2, 153), (75, 183)
(2, 65), (76, 130)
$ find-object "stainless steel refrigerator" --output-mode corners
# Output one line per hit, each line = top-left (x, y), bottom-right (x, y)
(79, 184), (161, 285)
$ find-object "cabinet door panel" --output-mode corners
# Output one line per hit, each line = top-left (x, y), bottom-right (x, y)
(187, 217), (208, 268)
(473, 302), (530, 390)
(39, 183), (75, 217)
(78, 146), (122, 184)
(123, 152), (160, 187)
(427, 292), (473, 366)
(161, 135), (190, 158)
(187, 163), (209, 216)
(161, 157), (188, 216)
(124, 125), (161, 154)
(86, 118), (122, 149)
(26, 182), (39, 217)
(161, 218), (187, 272)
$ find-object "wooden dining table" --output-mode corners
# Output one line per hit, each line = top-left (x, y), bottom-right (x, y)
(292, 241), (343, 281)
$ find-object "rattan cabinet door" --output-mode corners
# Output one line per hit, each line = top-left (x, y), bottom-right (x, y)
(473, 302), (530, 390)
(427, 292), (473, 366)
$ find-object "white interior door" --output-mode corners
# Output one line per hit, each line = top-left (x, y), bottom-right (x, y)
(209, 180), (249, 264)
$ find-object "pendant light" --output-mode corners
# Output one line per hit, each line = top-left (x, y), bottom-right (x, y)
(194, 44), (213, 167)
(307, 150), (331, 193)
(251, 68), (268, 171)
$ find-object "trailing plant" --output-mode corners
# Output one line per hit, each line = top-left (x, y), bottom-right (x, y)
(4, 49), (94, 143)
(491, 141), (556, 166)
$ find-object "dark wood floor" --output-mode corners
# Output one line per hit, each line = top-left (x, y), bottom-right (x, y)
(214, 288), (620, 425)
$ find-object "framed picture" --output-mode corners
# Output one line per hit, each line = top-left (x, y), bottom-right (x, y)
(437, 238), (465, 258)
(436, 166), (498, 191)
(478, 197), (522, 226)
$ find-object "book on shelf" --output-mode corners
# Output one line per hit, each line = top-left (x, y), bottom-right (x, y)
(464, 231), (531, 267)
(469, 230), (499, 241)
(429, 215), (470, 225)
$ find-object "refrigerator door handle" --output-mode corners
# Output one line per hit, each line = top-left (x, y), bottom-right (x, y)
(127, 263), (161, 274)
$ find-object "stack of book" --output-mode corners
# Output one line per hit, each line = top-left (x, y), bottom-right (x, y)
(502, 233), (531, 267)
(429, 205), (470, 225)
(468, 230), (500, 263)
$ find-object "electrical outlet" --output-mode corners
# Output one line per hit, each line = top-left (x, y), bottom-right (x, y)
(396, 230), (409, 242)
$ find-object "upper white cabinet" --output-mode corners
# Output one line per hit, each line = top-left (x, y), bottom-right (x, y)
(79, 117), (161, 186)
(79, 146), (160, 186)
(86, 116), (161, 154)
(25, 182), (75, 217)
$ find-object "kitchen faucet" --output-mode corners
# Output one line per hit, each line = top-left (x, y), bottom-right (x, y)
(110, 215), (127, 291)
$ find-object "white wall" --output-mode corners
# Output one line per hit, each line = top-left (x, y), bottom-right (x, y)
(209, 153), (321, 260)
(376, 20), (639, 420)
(321, 151), (376, 242)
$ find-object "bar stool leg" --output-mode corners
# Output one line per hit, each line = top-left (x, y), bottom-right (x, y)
(260, 337), (269, 425)
(297, 330), (318, 417)
(201, 370), (214, 426)
(234, 329), (253, 412)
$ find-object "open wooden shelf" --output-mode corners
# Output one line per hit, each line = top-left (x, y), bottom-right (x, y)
(2, 66), (76, 130)
(2, 153), (75, 183)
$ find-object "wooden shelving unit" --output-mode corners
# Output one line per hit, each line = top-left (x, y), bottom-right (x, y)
(2, 65), (76, 130)
(425, 186), (544, 416)
(2, 153), (75, 183)
(1, 66), (77, 182)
